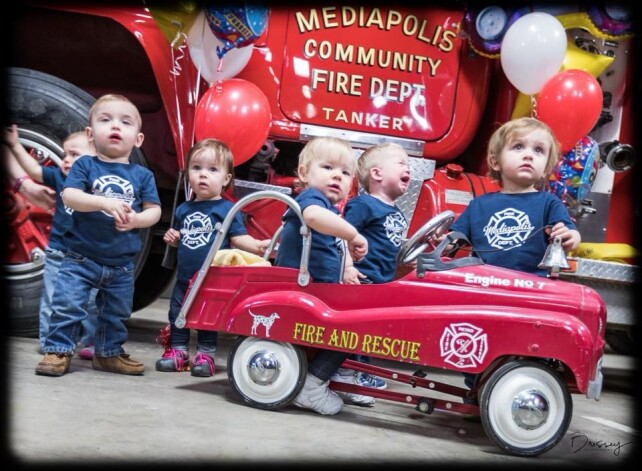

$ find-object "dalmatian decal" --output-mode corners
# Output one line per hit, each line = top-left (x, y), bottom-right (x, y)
(249, 310), (280, 337)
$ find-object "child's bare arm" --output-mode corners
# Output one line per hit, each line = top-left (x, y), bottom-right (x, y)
(63, 187), (127, 214)
(231, 235), (271, 255)
(4, 125), (44, 182)
(63, 188), (160, 229)
(4, 144), (55, 209)
(18, 178), (56, 210)
(302, 205), (356, 239)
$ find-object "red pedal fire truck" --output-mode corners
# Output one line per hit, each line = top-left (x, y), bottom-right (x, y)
(4, 2), (636, 356)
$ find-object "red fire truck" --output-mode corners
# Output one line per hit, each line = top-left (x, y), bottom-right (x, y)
(4, 3), (637, 353)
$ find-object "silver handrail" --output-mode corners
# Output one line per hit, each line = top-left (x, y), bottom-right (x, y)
(175, 190), (310, 328)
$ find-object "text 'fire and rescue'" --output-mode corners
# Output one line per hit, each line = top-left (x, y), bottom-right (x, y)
(293, 322), (421, 361)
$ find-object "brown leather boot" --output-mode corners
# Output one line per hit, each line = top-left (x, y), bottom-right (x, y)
(92, 353), (144, 375)
(35, 353), (72, 376)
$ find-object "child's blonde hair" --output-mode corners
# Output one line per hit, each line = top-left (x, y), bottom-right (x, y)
(297, 137), (355, 187)
(63, 131), (89, 145)
(186, 138), (235, 192)
(356, 142), (406, 192)
(487, 117), (560, 187)
(88, 94), (142, 130)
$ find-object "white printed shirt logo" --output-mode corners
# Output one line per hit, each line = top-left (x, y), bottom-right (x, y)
(60, 191), (74, 216)
(249, 310), (280, 337)
(93, 175), (135, 217)
(180, 212), (213, 249)
(384, 212), (408, 247)
(482, 207), (534, 251)
(440, 322), (488, 368)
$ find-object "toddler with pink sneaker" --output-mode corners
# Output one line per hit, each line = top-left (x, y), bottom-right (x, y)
(157, 139), (269, 377)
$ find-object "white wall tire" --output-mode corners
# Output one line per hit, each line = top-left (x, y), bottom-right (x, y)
(227, 337), (307, 410)
(479, 360), (572, 457)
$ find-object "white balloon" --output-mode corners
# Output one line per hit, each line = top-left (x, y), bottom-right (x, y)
(500, 12), (567, 95)
(187, 11), (253, 84)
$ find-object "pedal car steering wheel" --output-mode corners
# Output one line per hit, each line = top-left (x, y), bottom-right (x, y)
(397, 210), (455, 264)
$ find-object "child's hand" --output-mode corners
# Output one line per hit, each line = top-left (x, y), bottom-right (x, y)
(163, 228), (181, 247)
(3, 124), (19, 148)
(348, 233), (368, 262)
(104, 199), (133, 226)
(230, 235), (271, 255)
(342, 265), (365, 285)
(257, 238), (271, 255)
(432, 233), (447, 244)
(114, 208), (139, 231)
(19, 179), (56, 210)
(547, 223), (581, 251)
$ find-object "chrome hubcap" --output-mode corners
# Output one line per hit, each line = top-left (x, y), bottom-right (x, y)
(511, 389), (549, 430)
(247, 349), (281, 385)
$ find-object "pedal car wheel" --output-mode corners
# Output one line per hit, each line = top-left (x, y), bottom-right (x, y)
(397, 210), (454, 264)
(479, 360), (572, 457)
(227, 336), (307, 410)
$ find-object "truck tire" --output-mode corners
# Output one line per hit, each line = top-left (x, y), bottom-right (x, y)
(5, 264), (44, 339)
(4, 67), (152, 337)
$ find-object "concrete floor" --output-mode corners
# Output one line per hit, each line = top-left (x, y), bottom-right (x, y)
(5, 298), (637, 467)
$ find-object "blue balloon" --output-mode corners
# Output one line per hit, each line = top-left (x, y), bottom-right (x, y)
(205, 4), (269, 59)
(547, 136), (599, 206)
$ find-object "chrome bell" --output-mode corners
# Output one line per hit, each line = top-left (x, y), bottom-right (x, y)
(537, 236), (570, 278)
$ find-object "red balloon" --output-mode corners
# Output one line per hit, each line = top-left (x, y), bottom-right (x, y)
(536, 69), (603, 152)
(194, 79), (272, 166)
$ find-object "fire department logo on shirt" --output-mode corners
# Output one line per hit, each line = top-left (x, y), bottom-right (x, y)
(384, 212), (407, 247)
(482, 207), (534, 251)
(93, 175), (135, 217)
(181, 212), (213, 249)
(440, 322), (488, 368)
(62, 196), (74, 216)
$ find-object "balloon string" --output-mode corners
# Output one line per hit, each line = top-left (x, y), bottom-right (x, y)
(170, 32), (188, 76)
(184, 17), (208, 202)
(170, 32), (189, 174)
(170, 30), (185, 50)
(530, 95), (538, 118)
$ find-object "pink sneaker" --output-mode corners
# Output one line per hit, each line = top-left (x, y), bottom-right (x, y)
(191, 353), (215, 377)
(155, 348), (190, 372)
(78, 346), (94, 360)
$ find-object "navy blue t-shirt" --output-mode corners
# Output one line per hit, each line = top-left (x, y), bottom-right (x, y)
(450, 191), (576, 276)
(63, 155), (160, 266)
(41, 166), (71, 251)
(275, 188), (342, 283)
(344, 194), (408, 283)
(174, 198), (247, 283)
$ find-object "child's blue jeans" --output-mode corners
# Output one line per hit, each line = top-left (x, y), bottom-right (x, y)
(40, 247), (98, 349)
(43, 250), (134, 357)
